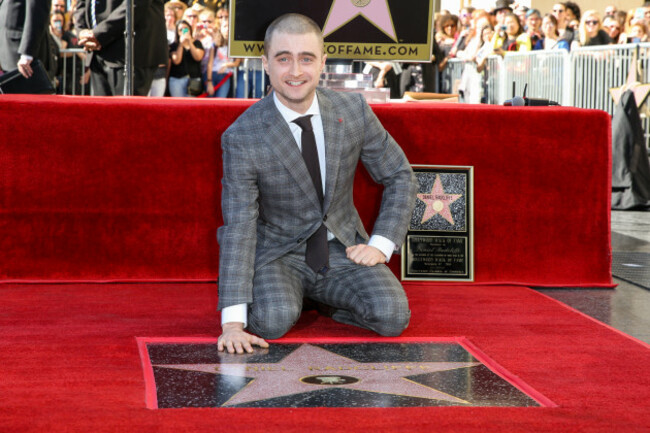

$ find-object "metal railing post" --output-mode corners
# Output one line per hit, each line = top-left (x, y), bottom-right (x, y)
(124, 0), (134, 96)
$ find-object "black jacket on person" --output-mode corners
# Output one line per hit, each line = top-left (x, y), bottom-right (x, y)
(74, 0), (167, 69)
(0, 0), (52, 72)
(612, 90), (650, 209)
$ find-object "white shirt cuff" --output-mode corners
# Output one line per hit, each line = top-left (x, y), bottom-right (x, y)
(221, 303), (248, 328)
(19, 54), (33, 62)
(368, 235), (396, 262)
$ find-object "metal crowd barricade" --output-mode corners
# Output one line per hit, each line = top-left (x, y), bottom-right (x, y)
(569, 43), (650, 147)
(59, 48), (87, 96)
(236, 58), (266, 99)
(483, 55), (503, 105)
(440, 58), (465, 95)
(440, 56), (505, 104)
(444, 43), (650, 112)
(570, 43), (637, 113)
(439, 43), (650, 148)
(499, 50), (571, 106)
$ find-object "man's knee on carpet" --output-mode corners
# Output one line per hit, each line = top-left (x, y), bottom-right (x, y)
(365, 303), (411, 337)
(332, 297), (411, 337)
(248, 303), (302, 340)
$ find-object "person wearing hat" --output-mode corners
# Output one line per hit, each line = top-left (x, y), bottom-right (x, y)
(493, 0), (513, 28)
(189, 0), (225, 12)
(166, 0), (187, 22)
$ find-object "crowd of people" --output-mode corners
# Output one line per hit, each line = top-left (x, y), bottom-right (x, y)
(3, 0), (650, 98)
(435, 0), (650, 59)
(46, 0), (258, 97)
(368, 1), (650, 101)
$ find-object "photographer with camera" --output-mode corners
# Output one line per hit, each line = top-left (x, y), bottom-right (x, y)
(168, 19), (204, 97)
(492, 12), (532, 55)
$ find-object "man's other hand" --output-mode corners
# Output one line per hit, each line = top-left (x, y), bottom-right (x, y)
(17, 57), (33, 78)
(79, 30), (101, 51)
(218, 322), (269, 354)
(346, 244), (386, 267)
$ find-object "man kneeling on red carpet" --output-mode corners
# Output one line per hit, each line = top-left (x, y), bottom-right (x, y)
(216, 13), (417, 354)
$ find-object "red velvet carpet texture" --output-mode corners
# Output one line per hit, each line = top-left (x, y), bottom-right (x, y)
(0, 283), (648, 432)
(0, 95), (612, 287)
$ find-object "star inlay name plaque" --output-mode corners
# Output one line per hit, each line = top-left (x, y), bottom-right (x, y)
(402, 166), (474, 281)
(140, 340), (546, 409)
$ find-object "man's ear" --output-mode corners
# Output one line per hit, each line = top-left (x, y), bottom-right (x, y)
(262, 55), (269, 74)
(320, 53), (327, 73)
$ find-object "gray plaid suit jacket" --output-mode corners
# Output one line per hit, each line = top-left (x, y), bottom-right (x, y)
(217, 88), (417, 310)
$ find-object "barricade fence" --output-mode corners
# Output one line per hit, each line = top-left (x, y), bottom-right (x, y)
(58, 48), (88, 96)
(442, 43), (650, 148)
(57, 43), (650, 147)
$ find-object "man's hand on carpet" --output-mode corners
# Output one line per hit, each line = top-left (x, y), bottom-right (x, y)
(218, 322), (269, 354)
(346, 244), (386, 266)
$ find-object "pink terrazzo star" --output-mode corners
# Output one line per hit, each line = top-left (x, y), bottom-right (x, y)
(417, 175), (462, 225)
(156, 344), (479, 406)
(322, 0), (397, 41)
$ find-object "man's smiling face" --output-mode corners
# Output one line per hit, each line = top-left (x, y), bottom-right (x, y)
(262, 30), (326, 114)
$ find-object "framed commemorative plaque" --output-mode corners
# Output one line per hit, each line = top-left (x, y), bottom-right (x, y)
(401, 166), (474, 281)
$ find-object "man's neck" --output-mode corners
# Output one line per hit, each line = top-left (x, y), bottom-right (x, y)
(273, 91), (319, 118)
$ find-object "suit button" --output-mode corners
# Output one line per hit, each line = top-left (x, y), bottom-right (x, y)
(323, 215), (328, 222)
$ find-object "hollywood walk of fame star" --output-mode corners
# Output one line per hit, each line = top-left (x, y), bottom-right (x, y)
(155, 344), (480, 406)
(416, 175), (462, 225)
(322, 0), (397, 41)
(609, 51), (650, 109)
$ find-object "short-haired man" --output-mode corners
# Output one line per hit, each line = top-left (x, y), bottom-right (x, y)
(74, 0), (168, 96)
(0, 0), (52, 78)
(604, 5), (617, 17)
(51, 0), (65, 13)
(217, 13), (417, 354)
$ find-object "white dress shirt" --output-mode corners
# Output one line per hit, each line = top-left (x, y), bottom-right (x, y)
(221, 93), (396, 327)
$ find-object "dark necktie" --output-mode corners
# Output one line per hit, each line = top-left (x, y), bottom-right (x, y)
(293, 115), (329, 274)
(91, 0), (98, 28)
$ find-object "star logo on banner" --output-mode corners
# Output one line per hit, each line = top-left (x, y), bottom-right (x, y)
(609, 51), (650, 109)
(417, 175), (462, 225)
(322, 0), (397, 41)
(155, 344), (480, 406)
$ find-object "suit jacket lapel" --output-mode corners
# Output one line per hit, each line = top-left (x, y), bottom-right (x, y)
(261, 94), (322, 210)
(318, 89), (344, 213)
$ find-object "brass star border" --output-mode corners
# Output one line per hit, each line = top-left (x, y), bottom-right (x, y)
(137, 337), (555, 409)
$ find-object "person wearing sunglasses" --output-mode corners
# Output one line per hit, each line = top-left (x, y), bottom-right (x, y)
(551, 3), (575, 42)
(459, 7), (474, 30)
(572, 10), (611, 48)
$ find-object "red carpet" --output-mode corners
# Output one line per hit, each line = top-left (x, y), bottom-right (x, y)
(1, 283), (648, 432)
(0, 95), (621, 430)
